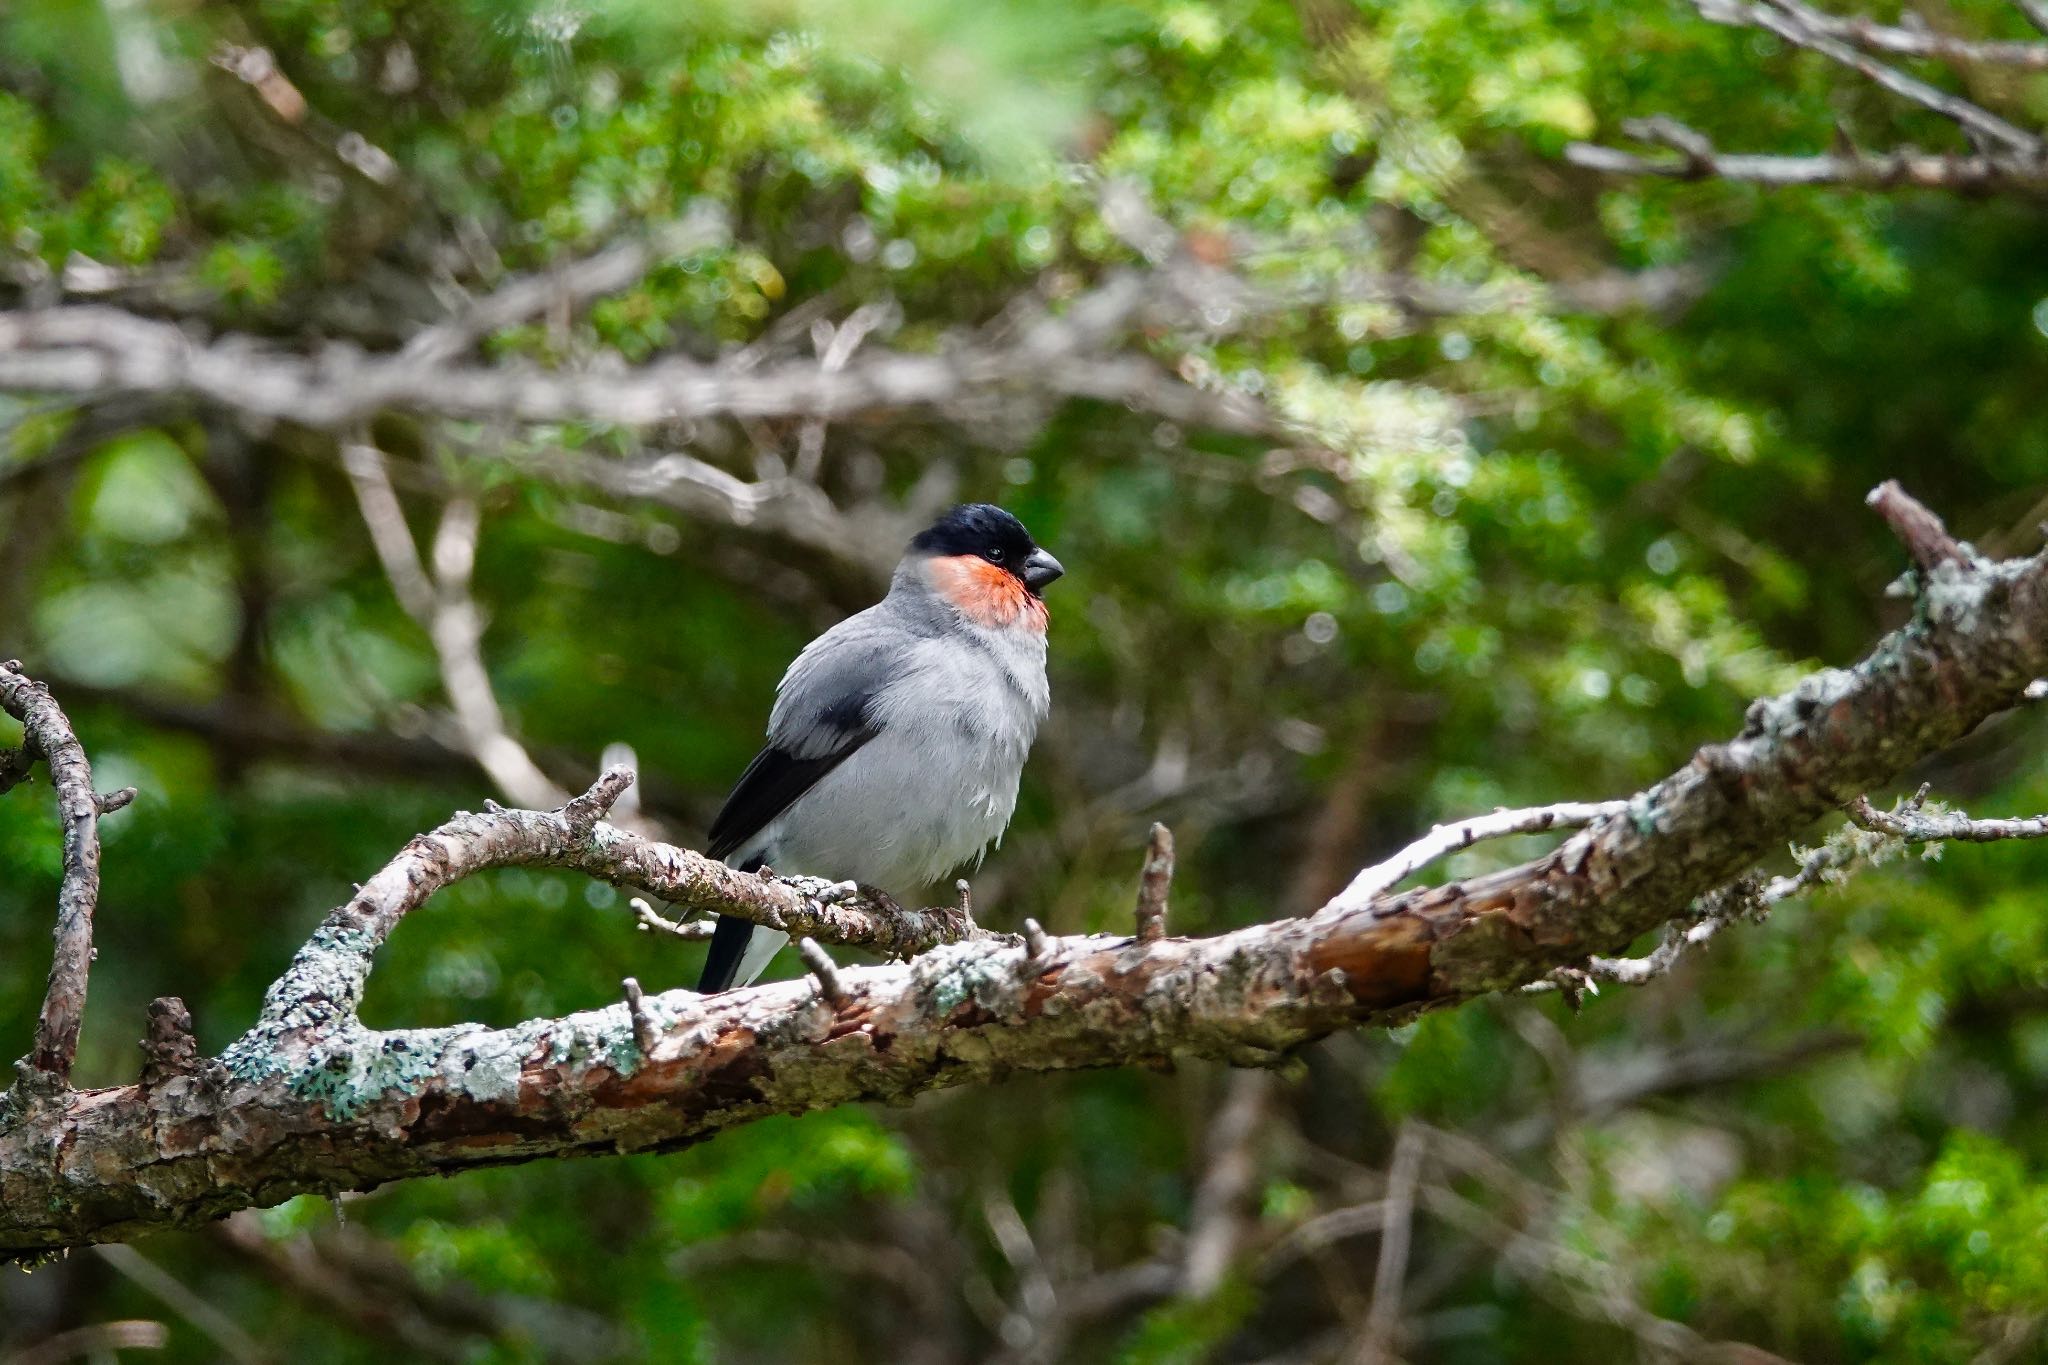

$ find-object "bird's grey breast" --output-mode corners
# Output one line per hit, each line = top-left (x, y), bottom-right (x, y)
(766, 618), (1047, 896)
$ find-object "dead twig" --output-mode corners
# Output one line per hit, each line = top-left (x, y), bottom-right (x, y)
(1134, 822), (1175, 942)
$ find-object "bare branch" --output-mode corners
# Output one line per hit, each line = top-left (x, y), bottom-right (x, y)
(1567, 135), (2048, 192)
(0, 662), (118, 1088)
(400, 207), (728, 366)
(793, 302), (892, 481)
(1734, 0), (2048, 69)
(1548, 877), (1771, 991)
(630, 896), (715, 941)
(797, 937), (847, 1005)
(342, 440), (568, 810)
(213, 1211), (618, 1363)
(1574, 4), (2048, 196)
(1181, 1071), (1270, 1298)
(139, 997), (200, 1087)
(1021, 917), (1050, 962)
(92, 1243), (266, 1365)
(0, 293), (1268, 435)
(492, 439), (907, 583)
(620, 978), (659, 1059)
(1356, 1123), (1424, 1363)
(1694, 0), (2042, 155)
(1325, 800), (1629, 916)
(6, 1321), (169, 1365)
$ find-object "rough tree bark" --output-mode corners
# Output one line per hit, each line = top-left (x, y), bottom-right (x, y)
(1, 485), (2044, 1259)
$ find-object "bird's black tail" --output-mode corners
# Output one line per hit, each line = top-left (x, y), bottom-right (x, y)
(698, 913), (756, 993)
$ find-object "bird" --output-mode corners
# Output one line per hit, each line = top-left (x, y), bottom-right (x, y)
(696, 503), (1064, 992)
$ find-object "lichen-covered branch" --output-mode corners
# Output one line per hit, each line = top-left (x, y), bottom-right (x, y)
(4, 486), (2048, 1258)
(1848, 788), (2048, 843)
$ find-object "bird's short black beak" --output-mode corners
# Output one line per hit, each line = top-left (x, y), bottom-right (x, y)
(1020, 548), (1064, 593)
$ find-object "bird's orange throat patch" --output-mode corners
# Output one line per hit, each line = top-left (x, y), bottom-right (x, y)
(926, 554), (1048, 631)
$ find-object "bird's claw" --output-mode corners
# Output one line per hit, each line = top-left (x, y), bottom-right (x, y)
(789, 876), (863, 904)
(857, 884), (906, 916)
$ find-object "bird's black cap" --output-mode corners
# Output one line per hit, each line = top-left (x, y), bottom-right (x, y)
(909, 504), (1063, 592)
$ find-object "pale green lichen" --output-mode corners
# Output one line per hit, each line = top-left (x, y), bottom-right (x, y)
(1917, 554), (1999, 634)
(434, 1034), (527, 1105)
(1628, 800), (1657, 837)
(222, 1004), (656, 1122)
(293, 1025), (459, 1119)
(916, 940), (1023, 1016)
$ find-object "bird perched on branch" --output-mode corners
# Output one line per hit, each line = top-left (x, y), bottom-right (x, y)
(697, 503), (1064, 992)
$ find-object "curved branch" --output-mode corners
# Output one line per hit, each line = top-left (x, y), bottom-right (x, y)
(0, 661), (121, 1088)
(4, 486), (2048, 1258)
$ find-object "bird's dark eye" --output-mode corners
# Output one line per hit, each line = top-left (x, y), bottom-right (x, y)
(986, 546), (1006, 563)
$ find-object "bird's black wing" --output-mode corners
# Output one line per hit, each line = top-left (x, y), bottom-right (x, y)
(704, 689), (881, 860)
(699, 688), (881, 993)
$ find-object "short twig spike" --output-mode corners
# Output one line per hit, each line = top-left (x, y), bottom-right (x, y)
(797, 937), (845, 1003)
(139, 996), (200, 1085)
(1866, 481), (1965, 572)
(1135, 822), (1175, 943)
(621, 978), (659, 1059)
(1021, 917), (1050, 962)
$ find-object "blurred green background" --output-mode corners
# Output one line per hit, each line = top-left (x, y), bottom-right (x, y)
(7, 0), (2048, 1360)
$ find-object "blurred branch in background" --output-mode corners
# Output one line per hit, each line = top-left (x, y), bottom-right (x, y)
(1572, 1), (2048, 192)
(340, 440), (567, 811)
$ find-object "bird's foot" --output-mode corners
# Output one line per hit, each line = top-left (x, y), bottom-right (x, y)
(788, 876), (863, 904)
(855, 883), (906, 916)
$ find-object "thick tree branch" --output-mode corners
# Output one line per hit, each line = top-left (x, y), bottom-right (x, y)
(5, 486), (2048, 1257)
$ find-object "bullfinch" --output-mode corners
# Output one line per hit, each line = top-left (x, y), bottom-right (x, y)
(696, 503), (1063, 992)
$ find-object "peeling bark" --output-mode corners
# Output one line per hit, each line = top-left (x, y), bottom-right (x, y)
(2, 495), (2046, 1258)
